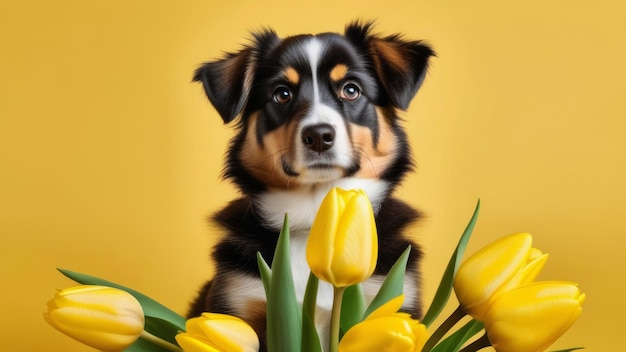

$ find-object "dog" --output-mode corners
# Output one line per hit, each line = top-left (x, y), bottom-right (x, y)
(188, 21), (434, 351)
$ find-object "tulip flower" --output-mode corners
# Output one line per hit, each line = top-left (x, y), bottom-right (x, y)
(339, 295), (428, 352)
(484, 281), (585, 352)
(44, 285), (145, 351)
(175, 312), (259, 352)
(306, 187), (378, 288)
(453, 233), (548, 320)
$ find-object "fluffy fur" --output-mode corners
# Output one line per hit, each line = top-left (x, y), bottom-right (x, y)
(188, 21), (434, 351)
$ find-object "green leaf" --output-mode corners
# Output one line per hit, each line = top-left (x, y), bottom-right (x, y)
(340, 284), (365, 334)
(143, 316), (181, 346)
(301, 273), (322, 352)
(57, 268), (186, 331)
(430, 319), (484, 352)
(124, 336), (172, 352)
(266, 213), (302, 352)
(362, 245), (411, 319)
(421, 200), (480, 327)
(257, 252), (272, 298)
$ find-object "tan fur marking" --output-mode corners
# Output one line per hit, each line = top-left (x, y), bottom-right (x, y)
(329, 64), (349, 82)
(284, 67), (300, 85)
(241, 300), (267, 351)
(240, 113), (301, 188)
(372, 39), (408, 72)
(352, 108), (398, 179)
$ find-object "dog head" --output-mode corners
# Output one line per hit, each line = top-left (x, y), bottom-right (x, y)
(194, 21), (434, 197)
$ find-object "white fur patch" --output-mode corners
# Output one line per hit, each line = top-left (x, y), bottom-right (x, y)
(294, 38), (354, 184)
(304, 38), (323, 102)
(290, 229), (335, 310)
(256, 178), (389, 231)
(221, 274), (269, 316)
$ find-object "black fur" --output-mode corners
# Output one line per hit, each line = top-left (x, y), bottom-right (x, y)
(189, 197), (422, 352)
(190, 197), (423, 311)
(189, 21), (434, 351)
(193, 21), (434, 195)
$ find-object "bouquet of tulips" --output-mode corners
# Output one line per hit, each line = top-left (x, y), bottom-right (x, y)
(45, 188), (585, 352)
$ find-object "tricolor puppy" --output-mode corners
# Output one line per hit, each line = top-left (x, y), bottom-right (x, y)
(189, 21), (434, 350)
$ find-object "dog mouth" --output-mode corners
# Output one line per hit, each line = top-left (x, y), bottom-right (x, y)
(282, 156), (340, 176)
(308, 162), (337, 169)
(281, 155), (359, 181)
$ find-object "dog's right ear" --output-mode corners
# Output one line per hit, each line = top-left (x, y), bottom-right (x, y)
(193, 30), (281, 123)
(193, 49), (252, 123)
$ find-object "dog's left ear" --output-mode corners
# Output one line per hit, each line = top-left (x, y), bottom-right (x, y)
(346, 22), (435, 110)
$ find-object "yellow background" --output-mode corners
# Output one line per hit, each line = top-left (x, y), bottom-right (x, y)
(2, 1), (624, 350)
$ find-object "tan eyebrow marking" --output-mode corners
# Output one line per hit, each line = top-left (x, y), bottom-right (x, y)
(330, 64), (349, 82)
(284, 67), (300, 85)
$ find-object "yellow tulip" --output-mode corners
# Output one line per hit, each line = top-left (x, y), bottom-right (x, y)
(175, 313), (259, 352)
(339, 295), (428, 352)
(306, 187), (378, 287)
(44, 285), (145, 352)
(453, 233), (548, 320)
(484, 281), (585, 352)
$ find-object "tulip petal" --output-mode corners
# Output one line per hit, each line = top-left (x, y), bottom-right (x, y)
(48, 323), (140, 351)
(499, 250), (549, 295)
(48, 287), (145, 334)
(339, 316), (417, 352)
(47, 306), (144, 334)
(485, 282), (584, 352)
(331, 192), (377, 286)
(411, 321), (429, 352)
(199, 318), (260, 352)
(366, 295), (405, 320)
(44, 286), (144, 351)
(339, 295), (428, 352)
(57, 269), (186, 330)
(183, 313), (260, 352)
(176, 333), (221, 352)
(454, 233), (535, 319)
(307, 188), (341, 284)
(307, 188), (378, 287)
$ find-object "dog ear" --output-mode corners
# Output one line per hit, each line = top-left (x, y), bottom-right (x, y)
(193, 49), (253, 123)
(345, 21), (435, 110)
(193, 30), (281, 123)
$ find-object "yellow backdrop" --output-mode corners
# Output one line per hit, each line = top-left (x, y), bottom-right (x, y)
(2, 0), (624, 350)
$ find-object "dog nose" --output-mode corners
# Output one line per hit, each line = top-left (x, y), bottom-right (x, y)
(301, 123), (336, 153)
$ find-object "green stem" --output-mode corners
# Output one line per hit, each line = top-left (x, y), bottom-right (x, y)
(422, 305), (467, 351)
(330, 286), (346, 352)
(140, 330), (183, 352)
(458, 333), (491, 352)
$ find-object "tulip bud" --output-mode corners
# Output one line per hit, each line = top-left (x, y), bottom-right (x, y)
(484, 281), (585, 352)
(339, 295), (428, 352)
(44, 285), (145, 351)
(175, 313), (259, 352)
(306, 188), (378, 287)
(453, 233), (548, 320)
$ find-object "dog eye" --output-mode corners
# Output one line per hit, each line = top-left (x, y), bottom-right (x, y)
(273, 86), (292, 104)
(340, 82), (361, 101)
